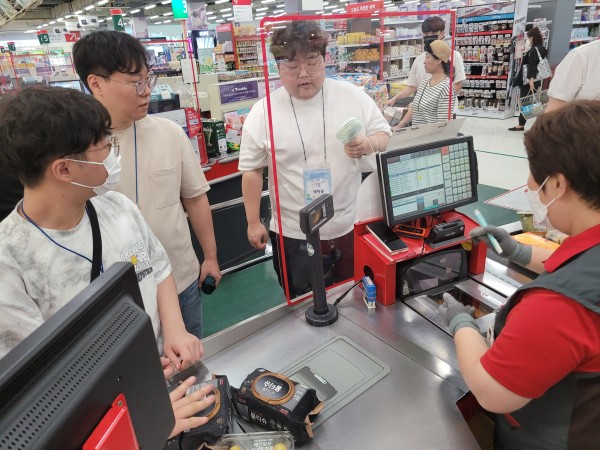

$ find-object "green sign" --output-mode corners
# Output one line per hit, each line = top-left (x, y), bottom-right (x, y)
(171, 0), (188, 19)
(7, 42), (16, 51)
(38, 33), (50, 45)
(112, 14), (125, 31)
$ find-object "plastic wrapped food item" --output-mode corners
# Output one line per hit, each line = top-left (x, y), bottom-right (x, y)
(216, 431), (295, 450)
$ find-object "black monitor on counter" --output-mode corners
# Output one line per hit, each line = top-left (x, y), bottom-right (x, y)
(376, 135), (478, 228)
(0, 263), (174, 449)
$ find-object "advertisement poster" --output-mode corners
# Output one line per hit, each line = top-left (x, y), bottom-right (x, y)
(187, 1), (208, 30)
(233, 0), (253, 23)
(131, 11), (149, 39)
(185, 107), (202, 138)
(197, 48), (214, 73)
(219, 80), (259, 104)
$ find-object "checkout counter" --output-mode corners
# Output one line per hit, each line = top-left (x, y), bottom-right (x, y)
(177, 133), (535, 448)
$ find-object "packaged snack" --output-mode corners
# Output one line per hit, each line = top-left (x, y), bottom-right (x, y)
(214, 431), (295, 450)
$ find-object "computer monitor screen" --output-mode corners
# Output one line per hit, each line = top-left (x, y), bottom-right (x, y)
(377, 136), (478, 228)
(49, 80), (84, 92)
(0, 263), (174, 448)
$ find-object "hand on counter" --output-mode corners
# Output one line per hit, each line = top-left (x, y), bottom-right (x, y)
(168, 376), (215, 439)
(439, 293), (478, 336)
(470, 225), (532, 267)
(163, 330), (204, 372)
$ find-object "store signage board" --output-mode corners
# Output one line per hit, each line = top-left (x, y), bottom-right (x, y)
(233, 0), (252, 23)
(346, 0), (383, 14)
(7, 42), (16, 51)
(171, 0), (188, 19)
(302, 0), (323, 11)
(37, 30), (50, 45)
(220, 80), (259, 104)
(110, 9), (125, 31)
(64, 32), (81, 42)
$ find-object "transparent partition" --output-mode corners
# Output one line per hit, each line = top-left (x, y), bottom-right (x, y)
(254, 7), (456, 304)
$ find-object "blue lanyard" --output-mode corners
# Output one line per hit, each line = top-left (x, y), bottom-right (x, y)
(20, 202), (104, 273)
(134, 121), (139, 207)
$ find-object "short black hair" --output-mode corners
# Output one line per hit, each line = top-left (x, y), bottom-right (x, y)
(0, 87), (111, 187)
(73, 30), (149, 91)
(422, 16), (446, 34)
(524, 100), (600, 210)
(270, 21), (328, 61)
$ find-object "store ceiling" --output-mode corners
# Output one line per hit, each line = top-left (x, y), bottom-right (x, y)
(4, 0), (465, 32)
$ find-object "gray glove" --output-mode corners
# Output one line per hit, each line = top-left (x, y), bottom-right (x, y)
(439, 293), (478, 336)
(470, 225), (532, 267)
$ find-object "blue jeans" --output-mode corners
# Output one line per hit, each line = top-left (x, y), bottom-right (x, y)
(178, 281), (203, 339)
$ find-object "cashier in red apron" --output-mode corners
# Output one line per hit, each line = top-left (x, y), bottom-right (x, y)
(440, 100), (600, 450)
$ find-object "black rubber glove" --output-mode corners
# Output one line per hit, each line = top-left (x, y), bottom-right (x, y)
(439, 293), (478, 336)
(470, 225), (532, 267)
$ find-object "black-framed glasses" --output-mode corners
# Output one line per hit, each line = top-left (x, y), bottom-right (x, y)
(106, 74), (157, 95)
(279, 55), (324, 76)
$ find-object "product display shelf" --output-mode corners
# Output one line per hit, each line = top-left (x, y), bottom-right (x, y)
(571, 1), (600, 46)
(455, 1), (527, 119)
(381, 16), (422, 84)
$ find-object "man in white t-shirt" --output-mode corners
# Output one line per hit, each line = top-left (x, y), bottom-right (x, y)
(546, 39), (600, 113)
(386, 16), (466, 106)
(74, 31), (221, 339)
(0, 88), (202, 372)
(240, 21), (391, 298)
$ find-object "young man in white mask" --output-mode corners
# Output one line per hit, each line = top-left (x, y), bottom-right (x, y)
(0, 87), (203, 372)
(440, 100), (600, 449)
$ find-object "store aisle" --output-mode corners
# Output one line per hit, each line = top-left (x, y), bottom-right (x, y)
(461, 116), (532, 190)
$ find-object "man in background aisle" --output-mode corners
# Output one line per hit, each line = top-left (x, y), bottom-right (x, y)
(74, 31), (221, 339)
(386, 16), (466, 106)
(240, 21), (391, 298)
(546, 39), (600, 113)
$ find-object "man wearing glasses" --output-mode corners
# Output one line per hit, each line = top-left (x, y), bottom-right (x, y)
(74, 31), (221, 341)
(240, 21), (391, 297)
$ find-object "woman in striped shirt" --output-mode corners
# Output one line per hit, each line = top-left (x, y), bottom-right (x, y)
(393, 40), (455, 129)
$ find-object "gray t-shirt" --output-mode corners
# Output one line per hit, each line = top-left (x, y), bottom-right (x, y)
(0, 191), (171, 359)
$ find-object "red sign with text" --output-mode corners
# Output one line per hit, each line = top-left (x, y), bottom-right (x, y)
(346, 0), (383, 14)
(65, 32), (81, 42)
(233, 0), (251, 5)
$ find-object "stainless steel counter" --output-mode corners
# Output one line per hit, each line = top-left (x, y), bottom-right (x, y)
(196, 257), (534, 449)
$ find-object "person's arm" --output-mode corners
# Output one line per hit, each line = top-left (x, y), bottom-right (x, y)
(167, 376), (216, 439)
(453, 80), (463, 94)
(385, 85), (417, 105)
(393, 104), (414, 130)
(344, 131), (390, 158)
(157, 274), (204, 371)
(181, 195), (221, 285)
(545, 97), (568, 113)
(242, 169), (268, 250)
(454, 327), (531, 412)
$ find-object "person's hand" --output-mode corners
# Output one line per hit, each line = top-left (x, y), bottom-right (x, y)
(470, 225), (532, 267)
(247, 221), (268, 250)
(529, 78), (535, 91)
(161, 356), (176, 379)
(168, 376), (216, 439)
(163, 330), (204, 372)
(385, 97), (397, 106)
(344, 135), (374, 158)
(438, 292), (478, 336)
(392, 121), (407, 132)
(199, 258), (222, 285)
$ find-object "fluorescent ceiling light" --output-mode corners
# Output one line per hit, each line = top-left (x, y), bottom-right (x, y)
(206, 11), (215, 15)
(333, 8), (344, 12)
(49, 20), (56, 24)
(74, 10), (83, 14)
(84, 5), (95, 10)
(130, 8), (141, 13)
(261, 0), (276, 3)
(215, 18), (225, 22)
(64, 14), (72, 18)
(97, 0), (109, 5)
(122, 12), (127, 16)
(98, 18), (105, 22)
(42, 23), (48, 26)
(256, 7), (268, 11)
(323, 1), (329, 4)
(215, 0), (229, 4)
(161, 0), (172, 3)
(25, 29), (37, 33)
(222, 13), (232, 17)
(324, 5), (336, 9)
(339, 0), (351, 2)
(150, 15), (159, 18)
(37, 25), (42, 28)
(155, 21), (162, 24)
(163, 19), (171, 22)
(220, 7), (231, 11)
(144, 4), (156, 10)
(163, 11), (173, 15)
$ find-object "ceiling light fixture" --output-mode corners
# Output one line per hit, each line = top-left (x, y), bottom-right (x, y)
(256, 6), (268, 11)
(215, 0), (229, 4)
(144, 4), (156, 10)
(161, 0), (172, 3)
(163, 19), (171, 22)
(97, 0), (109, 5)
(74, 10), (83, 14)
(130, 8), (141, 13)
(163, 11), (173, 15)
(84, 5), (95, 10)
(150, 15), (159, 18)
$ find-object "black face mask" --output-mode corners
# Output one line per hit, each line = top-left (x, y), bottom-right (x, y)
(423, 36), (438, 46)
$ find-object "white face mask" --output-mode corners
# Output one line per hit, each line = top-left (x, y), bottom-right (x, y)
(68, 148), (122, 196)
(525, 176), (557, 230)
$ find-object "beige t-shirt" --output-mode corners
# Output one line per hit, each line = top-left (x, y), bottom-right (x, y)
(113, 115), (210, 293)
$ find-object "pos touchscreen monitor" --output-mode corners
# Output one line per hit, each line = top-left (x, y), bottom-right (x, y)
(0, 263), (174, 449)
(376, 136), (478, 228)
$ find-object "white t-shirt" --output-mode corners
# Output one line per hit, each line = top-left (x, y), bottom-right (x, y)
(0, 192), (171, 359)
(548, 40), (600, 103)
(112, 115), (210, 293)
(239, 78), (391, 240)
(407, 50), (466, 88)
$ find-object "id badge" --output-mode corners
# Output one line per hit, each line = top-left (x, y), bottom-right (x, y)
(303, 167), (331, 204)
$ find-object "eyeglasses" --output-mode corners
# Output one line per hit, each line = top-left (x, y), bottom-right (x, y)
(106, 74), (157, 96)
(279, 56), (323, 76)
(90, 136), (120, 157)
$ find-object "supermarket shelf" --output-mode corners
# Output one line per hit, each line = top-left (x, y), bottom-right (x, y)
(570, 36), (598, 42)
(575, 2), (600, 8)
(387, 55), (419, 61)
(573, 19), (600, 25)
(384, 36), (423, 42)
(235, 36), (259, 41)
(385, 75), (408, 81)
(385, 19), (424, 25)
(466, 75), (508, 80)
(456, 30), (513, 37)
(338, 43), (379, 47)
